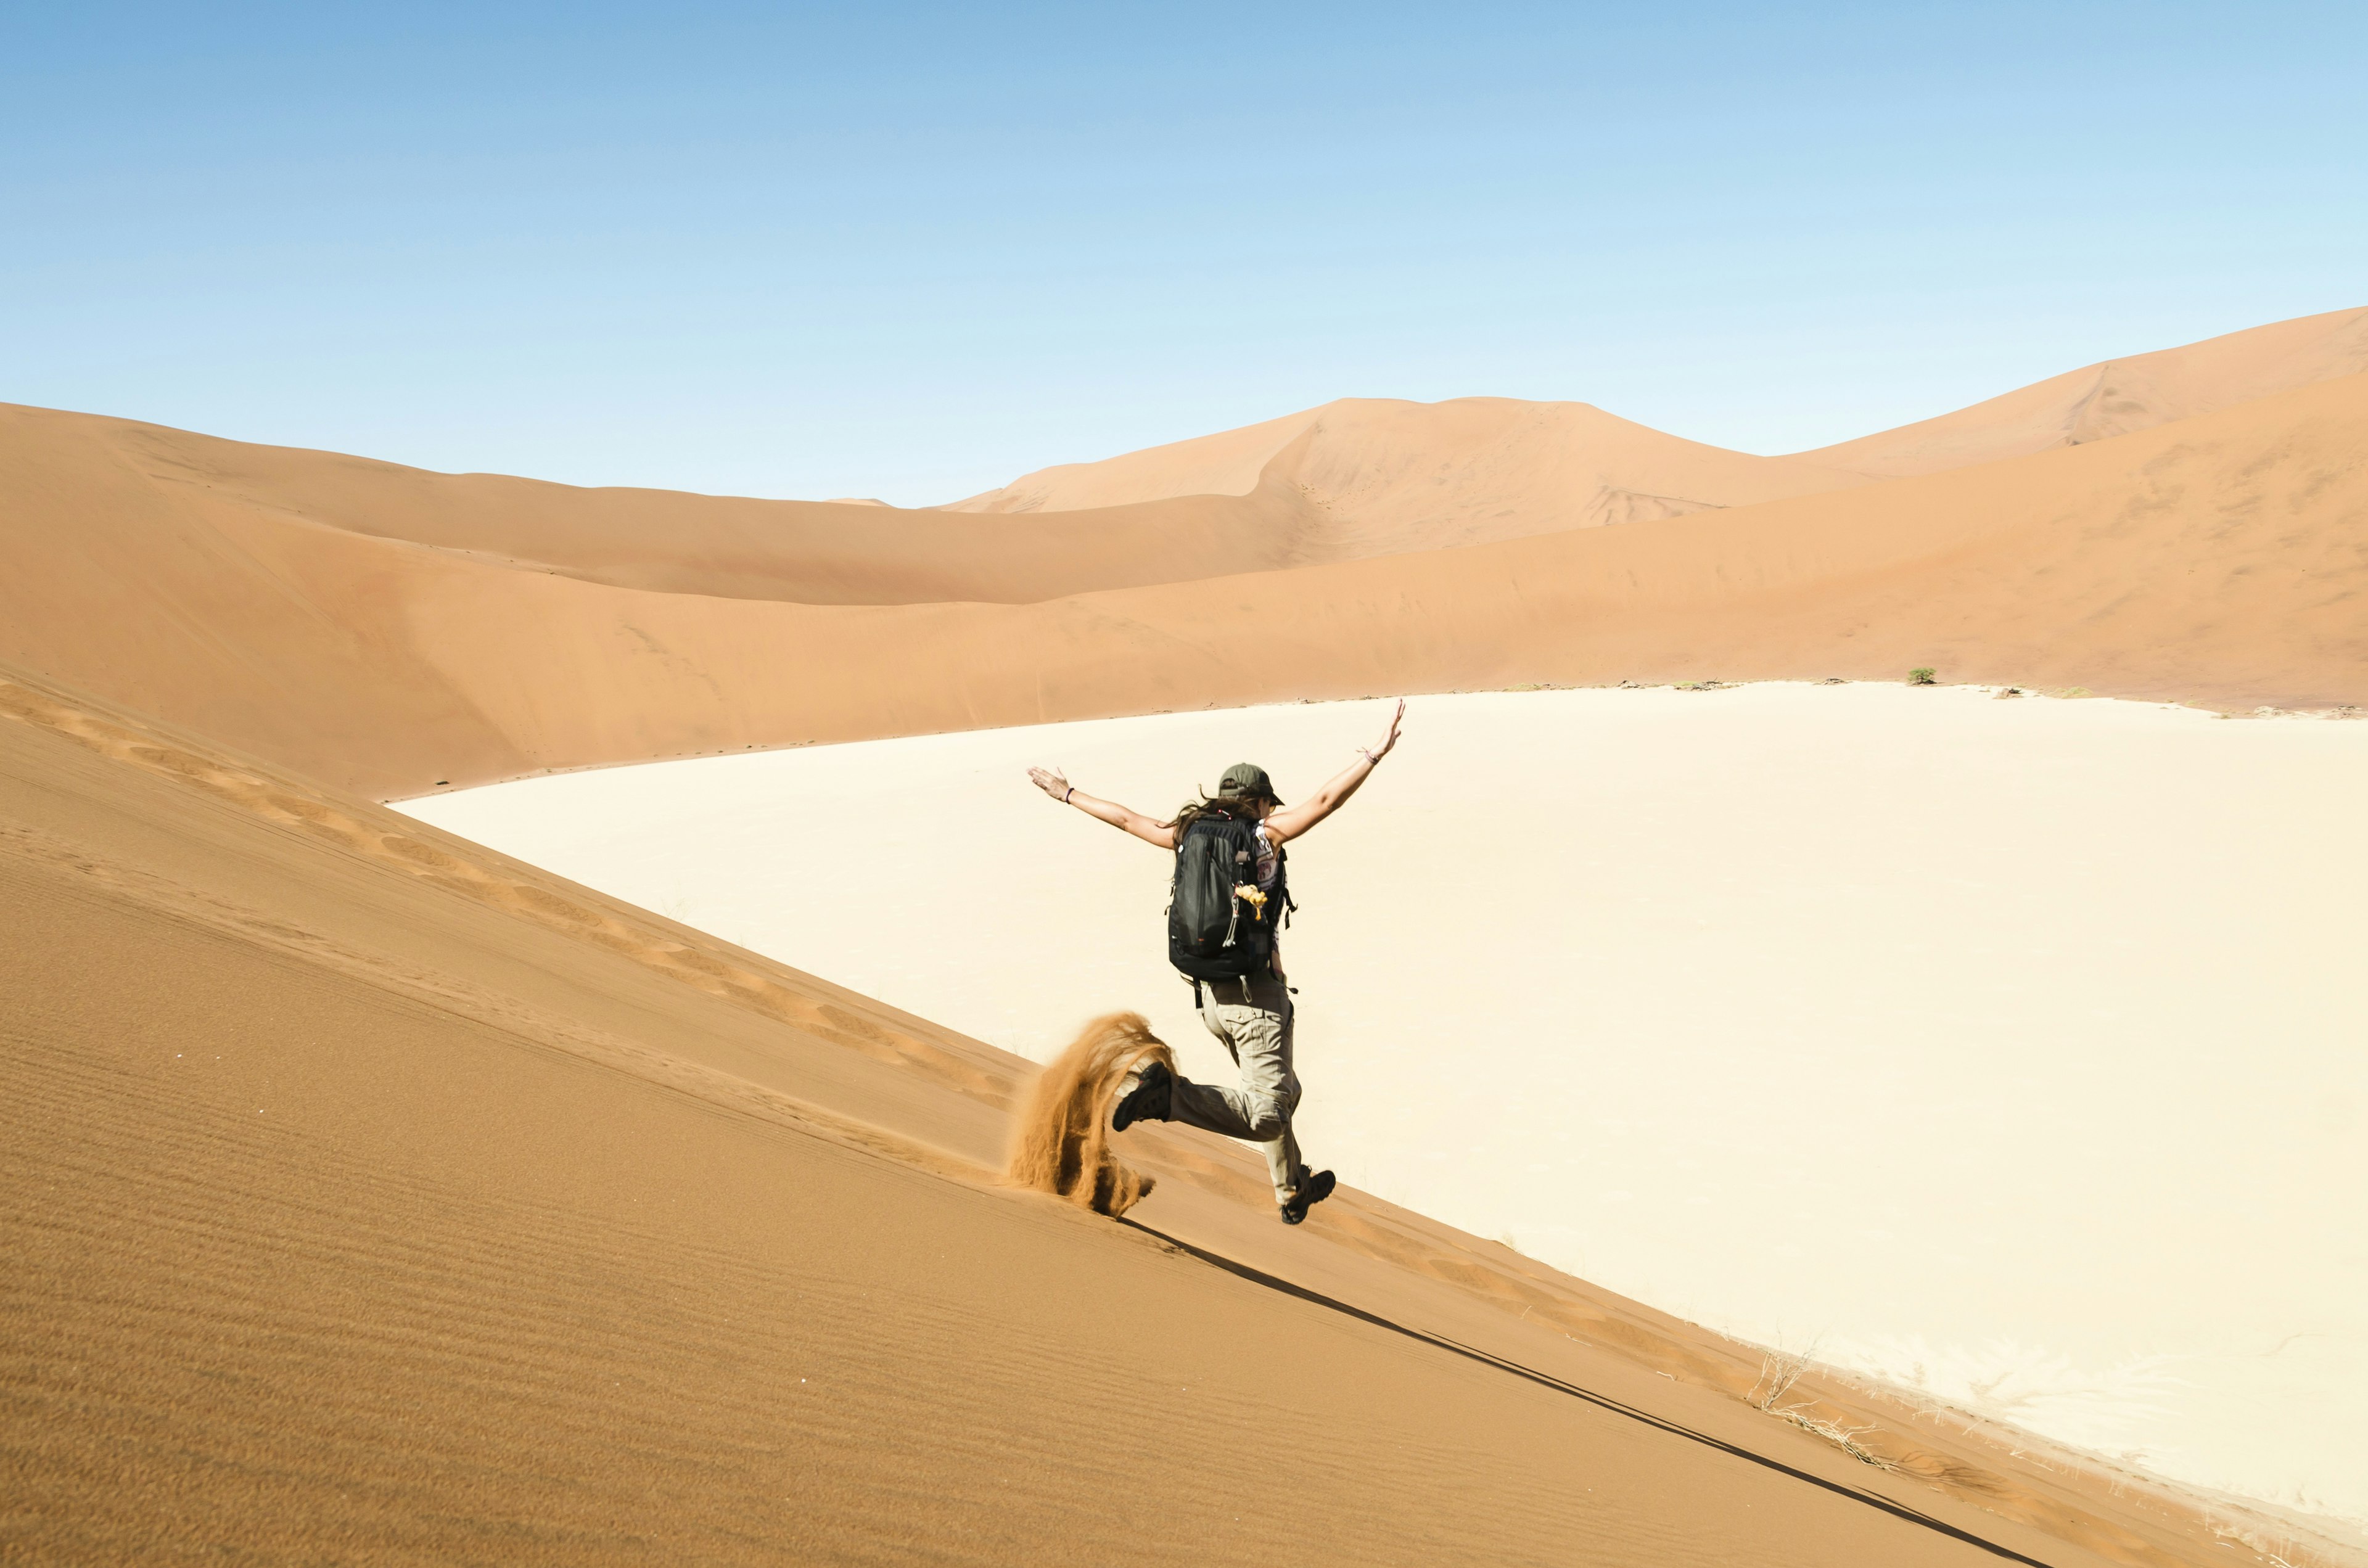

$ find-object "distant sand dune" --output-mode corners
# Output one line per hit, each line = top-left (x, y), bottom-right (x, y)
(1793, 305), (2368, 476)
(10, 404), (1324, 604)
(944, 395), (1875, 551)
(942, 310), (2368, 526)
(9, 367), (2362, 798)
(2, 311), (2361, 802)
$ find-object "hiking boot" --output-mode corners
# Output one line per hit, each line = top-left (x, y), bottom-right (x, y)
(1111, 1061), (1173, 1131)
(1279, 1168), (1336, 1225)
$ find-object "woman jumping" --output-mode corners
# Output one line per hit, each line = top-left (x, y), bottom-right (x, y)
(1026, 699), (1405, 1224)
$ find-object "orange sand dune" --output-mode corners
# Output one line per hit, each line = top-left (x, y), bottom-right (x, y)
(7, 370), (2361, 800)
(944, 395), (1875, 548)
(939, 308), (2365, 532)
(1794, 305), (2368, 477)
(0, 401), (1326, 607)
(994, 369), (2365, 716)
(0, 665), (2282, 1565)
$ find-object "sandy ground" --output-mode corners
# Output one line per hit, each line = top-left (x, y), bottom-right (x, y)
(13, 664), (2270, 1567)
(402, 684), (2368, 1533)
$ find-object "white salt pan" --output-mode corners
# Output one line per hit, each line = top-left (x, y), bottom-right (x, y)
(401, 683), (2368, 1528)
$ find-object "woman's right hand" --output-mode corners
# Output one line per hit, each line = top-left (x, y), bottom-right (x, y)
(1027, 766), (1072, 802)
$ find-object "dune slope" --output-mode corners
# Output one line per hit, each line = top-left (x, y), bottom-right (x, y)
(938, 308), (2367, 525)
(1, 665), (2234, 1566)
(945, 395), (1873, 548)
(0, 401), (1336, 607)
(975, 369), (2366, 715)
(1794, 305), (2368, 477)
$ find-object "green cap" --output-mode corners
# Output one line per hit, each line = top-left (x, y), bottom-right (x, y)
(1216, 762), (1280, 804)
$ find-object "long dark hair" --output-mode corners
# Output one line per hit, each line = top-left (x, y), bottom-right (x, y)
(1162, 791), (1272, 835)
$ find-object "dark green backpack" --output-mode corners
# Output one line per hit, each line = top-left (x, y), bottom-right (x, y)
(1167, 809), (1289, 980)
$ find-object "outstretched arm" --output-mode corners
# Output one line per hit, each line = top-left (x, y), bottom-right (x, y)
(1027, 766), (1177, 849)
(1263, 699), (1404, 845)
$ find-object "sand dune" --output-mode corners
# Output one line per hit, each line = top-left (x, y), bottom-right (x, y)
(8, 310), (2362, 1561)
(3, 393), (1868, 620)
(9, 367), (2361, 799)
(971, 370), (2364, 716)
(4, 311), (2362, 805)
(0, 663), (2293, 1565)
(945, 395), (1875, 548)
(0, 401), (1328, 605)
(939, 308), (2366, 524)
(944, 402), (1326, 511)
(1794, 306), (2368, 477)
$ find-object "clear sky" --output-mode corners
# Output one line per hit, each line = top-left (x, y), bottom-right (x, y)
(6, 2), (2363, 505)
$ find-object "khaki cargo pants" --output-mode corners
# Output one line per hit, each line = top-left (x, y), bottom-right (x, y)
(1168, 971), (1309, 1206)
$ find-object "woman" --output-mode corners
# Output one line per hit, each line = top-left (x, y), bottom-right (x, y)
(1026, 699), (1405, 1224)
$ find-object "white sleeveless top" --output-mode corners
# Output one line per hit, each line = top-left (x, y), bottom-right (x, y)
(1251, 824), (1280, 892)
(1252, 823), (1285, 978)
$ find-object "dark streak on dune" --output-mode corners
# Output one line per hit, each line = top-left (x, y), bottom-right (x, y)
(1122, 1221), (2058, 1568)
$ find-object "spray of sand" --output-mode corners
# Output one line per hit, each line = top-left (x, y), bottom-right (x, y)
(1007, 1012), (1175, 1217)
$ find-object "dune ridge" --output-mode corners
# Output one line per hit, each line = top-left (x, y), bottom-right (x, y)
(4, 402), (1332, 605)
(1793, 305), (2368, 477)
(942, 310), (2368, 515)
(944, 395), (1876, 548)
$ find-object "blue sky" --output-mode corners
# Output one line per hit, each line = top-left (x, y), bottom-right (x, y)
(6, 2), (2362, 504)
